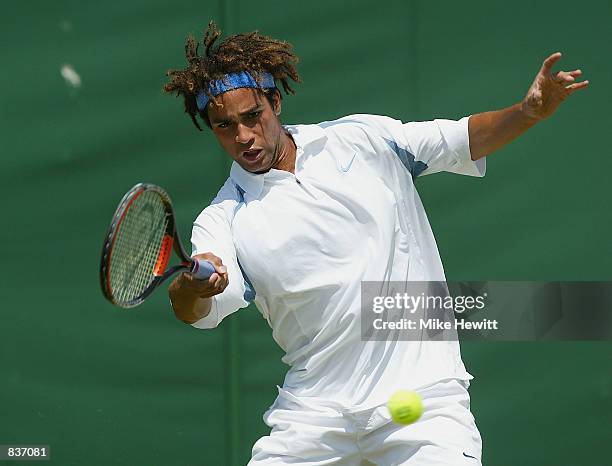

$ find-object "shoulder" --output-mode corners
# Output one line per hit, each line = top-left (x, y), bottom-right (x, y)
(318, 113), (403, 135)
(311, 113), (409, 156)
(316, 114), (406, 149)
(194, 178), (241, 227)
(211, 177), (242, 205)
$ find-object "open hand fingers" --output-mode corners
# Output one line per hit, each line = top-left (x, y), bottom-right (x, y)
(553, 70), (576, 85)
(568, 69), (582, 78)
(553, 67), (587, 88)
(565, 80), (589, 94)
(553, 67), (588, 93)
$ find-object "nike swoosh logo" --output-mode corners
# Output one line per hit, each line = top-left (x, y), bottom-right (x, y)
(339, 152), (357, 172)
(463, 452), (478, 460)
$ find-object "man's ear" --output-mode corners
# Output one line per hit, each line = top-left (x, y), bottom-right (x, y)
(272, 89), (282, 116)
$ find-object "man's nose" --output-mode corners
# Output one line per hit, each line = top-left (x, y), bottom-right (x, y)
(235, 123), (254, 144)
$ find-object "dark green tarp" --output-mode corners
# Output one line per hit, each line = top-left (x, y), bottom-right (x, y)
(2, 1), (610, 464)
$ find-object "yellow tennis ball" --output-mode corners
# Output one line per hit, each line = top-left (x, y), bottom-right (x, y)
(387, 390), (423, 425)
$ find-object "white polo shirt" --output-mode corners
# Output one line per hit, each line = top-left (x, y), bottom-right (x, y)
(190, 114), (486, 411)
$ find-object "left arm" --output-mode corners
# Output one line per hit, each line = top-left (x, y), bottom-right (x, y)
(468, 52), (589, 161)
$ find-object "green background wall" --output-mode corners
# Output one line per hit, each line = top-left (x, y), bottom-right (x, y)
(1, 1), (610, 465)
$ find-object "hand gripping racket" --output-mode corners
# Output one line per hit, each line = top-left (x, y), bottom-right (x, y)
(100, 183), (215, 308)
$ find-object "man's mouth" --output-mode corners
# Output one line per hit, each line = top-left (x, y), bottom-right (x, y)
(242, 149), (263, 161)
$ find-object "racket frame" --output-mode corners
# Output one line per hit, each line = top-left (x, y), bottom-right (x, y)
(100, 183), (194, 308)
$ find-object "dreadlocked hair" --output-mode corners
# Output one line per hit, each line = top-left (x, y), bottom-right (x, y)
(163, 20), (301, 131)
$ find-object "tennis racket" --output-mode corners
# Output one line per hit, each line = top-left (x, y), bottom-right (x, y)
(100, 183), (215, 308)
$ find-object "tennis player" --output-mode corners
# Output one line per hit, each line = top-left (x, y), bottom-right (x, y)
(165, 21), (587, 465)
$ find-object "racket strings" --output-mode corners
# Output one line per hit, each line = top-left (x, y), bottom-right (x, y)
(109, 190), (169, 303)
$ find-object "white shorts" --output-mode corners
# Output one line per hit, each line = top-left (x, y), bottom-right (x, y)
(248, 379), (482, 466)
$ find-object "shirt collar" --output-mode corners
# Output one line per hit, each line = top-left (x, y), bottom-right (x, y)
(229, 123), (327, 200)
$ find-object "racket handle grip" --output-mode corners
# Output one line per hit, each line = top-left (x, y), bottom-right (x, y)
(190, 259), (216, 280)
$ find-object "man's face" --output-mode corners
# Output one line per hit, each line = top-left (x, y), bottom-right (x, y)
(207, 88), (283, 174)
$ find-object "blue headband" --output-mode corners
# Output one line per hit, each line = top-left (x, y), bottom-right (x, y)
(196, 71), (276, 110)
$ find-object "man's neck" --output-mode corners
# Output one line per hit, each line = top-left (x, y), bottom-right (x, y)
(272, 129), (298, 174)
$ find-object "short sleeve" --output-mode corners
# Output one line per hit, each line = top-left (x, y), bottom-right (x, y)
(189, 183), (252, 329)
(340, 114), (485, 178)
(403, 116), (485, 177)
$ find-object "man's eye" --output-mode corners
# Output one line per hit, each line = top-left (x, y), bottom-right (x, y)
(248, 111), (262, 118)
(217, 122), (229, 129)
